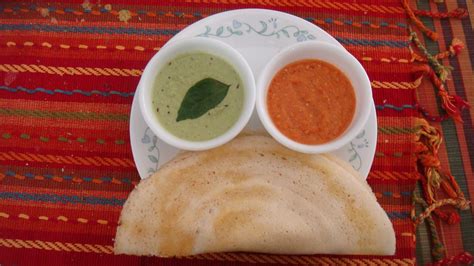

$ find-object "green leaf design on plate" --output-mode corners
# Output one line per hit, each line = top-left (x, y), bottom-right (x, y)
(216, 26), (224, 36)
(148, 155), (158, 163)
(176, 78), (230, 122)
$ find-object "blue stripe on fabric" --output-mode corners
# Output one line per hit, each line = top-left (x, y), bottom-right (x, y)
(375, 104), (415, 111)
(0, 191), (125, 206)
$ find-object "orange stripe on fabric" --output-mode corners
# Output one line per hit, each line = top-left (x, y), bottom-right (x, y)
(331, 31), (410, 43)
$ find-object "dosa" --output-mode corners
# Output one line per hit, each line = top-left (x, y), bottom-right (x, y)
(115, 134), (395, 256)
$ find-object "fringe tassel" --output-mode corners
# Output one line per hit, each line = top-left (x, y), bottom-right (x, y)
(413, 65), (470, 123)
(402, 0), (467, 40)
(410, 30), (470, 123)
(410, 30), (452, 81)
(413, 197), (469, 226)
(414, 118), (471, 224)
(402, 0), (438, 40)
(413, 38), (465, 62)
(413, 194), (445, 261)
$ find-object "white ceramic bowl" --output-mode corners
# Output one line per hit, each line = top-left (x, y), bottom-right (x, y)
(139, 37), (256, 151)
(256, 41), (372, 154)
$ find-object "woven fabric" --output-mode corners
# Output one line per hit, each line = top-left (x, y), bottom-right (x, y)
(0, 0), (471, 265)
(411, 0), (474, 264)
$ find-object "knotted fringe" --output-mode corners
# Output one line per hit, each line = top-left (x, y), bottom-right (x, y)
(414, 118), (470, 225)
(413, 118), (471, 262)
(412, 64), (470, 123)
(402, 0), (438, 40)
(410, 30), (470, 123)
(401, 0), (467, 41)
(412, 38), (465, 62)
(412, 194), (445, 261)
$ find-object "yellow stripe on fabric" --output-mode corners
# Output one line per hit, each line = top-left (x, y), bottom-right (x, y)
(371, 80), (420, 89)
(0, 61), (414, 90)
(0, 62), (415, 90)
(0, 210), (114, 225)
(0, 238), (114, 254)
(0, 64), (142, 77)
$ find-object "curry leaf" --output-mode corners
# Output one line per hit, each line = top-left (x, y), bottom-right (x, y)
(176, 78), (230, 122)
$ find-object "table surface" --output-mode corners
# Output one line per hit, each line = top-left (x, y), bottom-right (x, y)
(0, 0), (473, 265)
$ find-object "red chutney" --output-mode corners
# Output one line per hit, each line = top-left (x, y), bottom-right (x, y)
(267, 59), (356, 145)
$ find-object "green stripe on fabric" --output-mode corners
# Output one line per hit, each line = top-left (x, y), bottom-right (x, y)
(415, 185), (432, 265)
(443, 124), (474, 255)
(418, 0), (474, 257)
(0, 108), (129, 121)
(378, 126), (420, 135)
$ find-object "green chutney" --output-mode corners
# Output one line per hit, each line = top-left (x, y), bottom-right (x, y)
(152, 52), (244, 141)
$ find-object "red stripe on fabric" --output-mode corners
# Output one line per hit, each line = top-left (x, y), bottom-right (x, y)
(0, 140), (131, 156)
(0, 116), (129, 131)
(371, 157), (417, 172)
(331, 31), (410, 42)
(0, 124), (130, 142)
(368, 178), (418, 186)
(0, 247), (142, 266)
(373, 91), (417, 105)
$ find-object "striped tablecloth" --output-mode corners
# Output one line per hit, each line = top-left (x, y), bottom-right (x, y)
(0, 0), (472, 265)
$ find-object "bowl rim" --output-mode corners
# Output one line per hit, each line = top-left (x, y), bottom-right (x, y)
(138, 37), (256, 151)
(256, 41), (372, 154)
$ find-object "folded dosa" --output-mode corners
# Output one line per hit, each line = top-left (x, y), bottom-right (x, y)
(115, 134), (395, 256)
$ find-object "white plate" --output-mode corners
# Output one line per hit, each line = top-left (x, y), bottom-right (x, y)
(130, 9), (377, 179)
